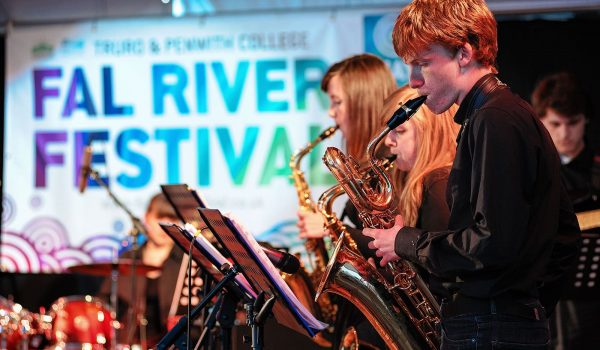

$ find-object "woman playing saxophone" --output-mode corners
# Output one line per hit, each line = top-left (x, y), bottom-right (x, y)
(297, 53), (396, 349)
(318, 85), (459, 349)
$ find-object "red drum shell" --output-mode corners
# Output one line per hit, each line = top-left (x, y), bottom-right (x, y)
(48, 296), (113, 349)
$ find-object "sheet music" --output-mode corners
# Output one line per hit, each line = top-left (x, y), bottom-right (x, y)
(183, 223), (257, 298)
(159, 222), (256, 302)
(224, 215), (328, 331)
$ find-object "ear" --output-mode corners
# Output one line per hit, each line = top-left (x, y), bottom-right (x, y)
(456, 42), (475, 68)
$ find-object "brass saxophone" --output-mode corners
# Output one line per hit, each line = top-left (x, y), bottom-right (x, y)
(288, 125), (338, 344)
(316, 96), (442, 350)
(290, 126), (338, 277)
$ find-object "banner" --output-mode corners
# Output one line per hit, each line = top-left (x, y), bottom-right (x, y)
(2, 8), (407, 272)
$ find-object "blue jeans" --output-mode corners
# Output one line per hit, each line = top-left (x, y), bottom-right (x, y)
(441, 313), (550, 350)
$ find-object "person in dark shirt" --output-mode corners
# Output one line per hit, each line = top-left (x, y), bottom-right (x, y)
(531, 71), (600, 349)
(531, 71), (600, 213)
(363, 1), (581, 349)
(99, 193), (188, 348)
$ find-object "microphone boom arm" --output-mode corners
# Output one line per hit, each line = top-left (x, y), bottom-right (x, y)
(86, 167), (147, 238)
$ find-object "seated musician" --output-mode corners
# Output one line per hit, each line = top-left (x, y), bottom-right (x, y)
(531, 71), (600, 349)
(98, 193), (189, 348)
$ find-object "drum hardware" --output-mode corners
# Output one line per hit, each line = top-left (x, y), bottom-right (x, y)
(66, 261), (162, 350)
(66, 261), (161, 277)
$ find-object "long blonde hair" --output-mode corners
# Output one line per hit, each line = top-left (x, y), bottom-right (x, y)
(383, 86), (459, 226)
(321, 54), (397, 163)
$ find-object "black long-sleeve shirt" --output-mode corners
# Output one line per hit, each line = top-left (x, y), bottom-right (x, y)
(336, 168), (451, 349)
(395, 74), (581, 313)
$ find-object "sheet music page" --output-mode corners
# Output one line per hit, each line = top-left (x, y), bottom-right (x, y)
(224, 215), (328, 330)
(184, 223), (257, 298)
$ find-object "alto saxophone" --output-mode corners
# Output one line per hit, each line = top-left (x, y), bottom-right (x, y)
(316, 96), (442, 350)
(290, 126), (338, 276)
(289, 126), (338, 328)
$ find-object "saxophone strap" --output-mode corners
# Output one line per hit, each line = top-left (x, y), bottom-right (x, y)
(455, 74), (507, 145)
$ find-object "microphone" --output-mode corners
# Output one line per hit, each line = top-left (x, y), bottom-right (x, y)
(78, 146), (93, 193)
(261, 246), (301, 274)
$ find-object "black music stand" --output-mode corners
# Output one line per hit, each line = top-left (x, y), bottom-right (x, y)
(160, 184), (207, 231)
(158, 223), (256, 350)
(161, 184), (226, 254)
(562, 233), (600, 300)
(197, 208), (328, 349)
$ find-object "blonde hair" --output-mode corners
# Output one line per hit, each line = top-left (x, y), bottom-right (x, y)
(393, 0), (498, 73)
(383, 86), (460, 226)
(321, 54), (397, 162)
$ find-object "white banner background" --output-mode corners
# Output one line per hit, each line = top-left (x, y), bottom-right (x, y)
(2, 8), (408, 272)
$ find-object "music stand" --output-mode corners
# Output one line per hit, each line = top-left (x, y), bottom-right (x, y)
(562, 233), (600, 300)
(160, 184), (206, 229)
(159, 223), (256, 301)
(197, 208), (327, 348)
(158, 223), (256, 350)
(161, 184), (226, 254)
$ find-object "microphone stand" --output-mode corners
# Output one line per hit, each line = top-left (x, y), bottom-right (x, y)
(244, 292), (276, 350)
(84, 166), (147, 348)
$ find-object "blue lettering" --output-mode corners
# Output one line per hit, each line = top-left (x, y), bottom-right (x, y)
(116, 128), (151, 188)
(152, 64), (190, 115)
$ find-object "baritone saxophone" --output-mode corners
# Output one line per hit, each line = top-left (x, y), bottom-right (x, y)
(316, 96), (441, 350)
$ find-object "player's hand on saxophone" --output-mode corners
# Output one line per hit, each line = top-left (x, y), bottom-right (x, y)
(363, 214), (404, 266)
(297, 209), (329, 239)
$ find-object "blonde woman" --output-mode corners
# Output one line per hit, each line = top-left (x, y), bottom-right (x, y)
(297, 53), (397, 350)
(297, 53), (397, 244)
(384, 85), (459, 232)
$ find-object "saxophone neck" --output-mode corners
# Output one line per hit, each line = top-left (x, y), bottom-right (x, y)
(290, 125), (338, 210)
(290, 125), (338, 169)
(318, 185), (344, 219)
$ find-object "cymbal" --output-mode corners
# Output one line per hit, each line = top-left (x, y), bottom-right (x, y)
(67, 259), (161, 276)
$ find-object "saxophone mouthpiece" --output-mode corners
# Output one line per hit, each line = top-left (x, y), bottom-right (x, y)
(386, 95), (427, 129)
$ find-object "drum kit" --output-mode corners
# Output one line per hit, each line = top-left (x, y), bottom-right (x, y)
(1, 260), (160, 350)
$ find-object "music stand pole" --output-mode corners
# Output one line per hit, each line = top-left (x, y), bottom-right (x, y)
(156, 263), (240, 350)
(193, 292), (224, 350)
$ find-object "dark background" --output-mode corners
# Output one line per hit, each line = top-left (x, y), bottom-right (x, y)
(497, 13), (600, 152)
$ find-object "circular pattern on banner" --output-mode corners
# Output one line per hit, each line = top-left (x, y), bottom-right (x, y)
(40, 253), (62, 272)
(2, 194), (16, 225)
(256, 220), (300, 247)
(372, 13), (399, 59)
(81, 235), (121, 262)
(0, 231), (42, 272)
(113, 220), (125, 233)
(30, 195), (42, 209)
(54, 247), (93, 269)
(22, 217), (69, 254)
